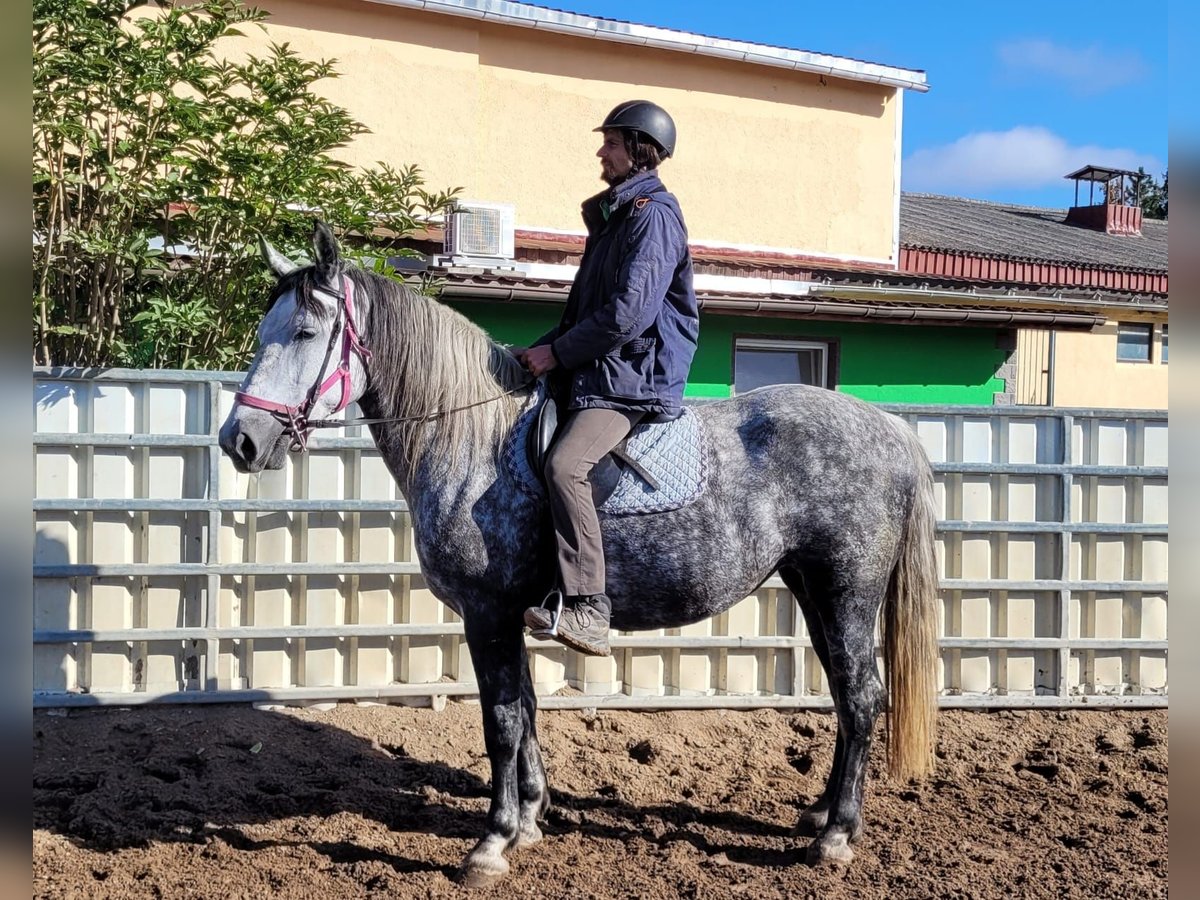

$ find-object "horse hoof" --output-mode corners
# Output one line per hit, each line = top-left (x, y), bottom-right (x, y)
(806, 832), (855, 866)
(459, 853), (509, 888)
(512, 823), (543, 850)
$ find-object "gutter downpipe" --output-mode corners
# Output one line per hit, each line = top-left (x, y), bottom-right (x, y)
(438, 284), (1105, 328)
(1048, 329), (1057, 406)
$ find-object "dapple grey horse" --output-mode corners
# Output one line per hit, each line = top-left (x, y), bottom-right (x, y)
(219, 223), (939, 886)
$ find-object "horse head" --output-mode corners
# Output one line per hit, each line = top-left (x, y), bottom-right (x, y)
(219, 222), (372, 473)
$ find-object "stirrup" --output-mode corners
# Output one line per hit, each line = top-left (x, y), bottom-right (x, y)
(537, 588), (565, 636)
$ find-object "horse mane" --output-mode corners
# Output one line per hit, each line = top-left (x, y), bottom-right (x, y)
(335, 266), (534, 472)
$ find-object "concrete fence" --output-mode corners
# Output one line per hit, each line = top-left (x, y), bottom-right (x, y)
(33, 369), (1167, 710)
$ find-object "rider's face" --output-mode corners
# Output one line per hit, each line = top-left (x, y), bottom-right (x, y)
(597, 130), (633, 185)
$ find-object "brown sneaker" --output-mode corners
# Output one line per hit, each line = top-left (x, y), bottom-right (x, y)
(524, 592), (612, 657)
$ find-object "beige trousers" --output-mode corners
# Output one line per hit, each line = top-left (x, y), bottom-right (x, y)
(544, 407), (643, 597)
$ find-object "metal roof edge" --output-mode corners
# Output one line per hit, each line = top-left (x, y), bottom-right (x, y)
(439, 281), (1103, 328)
(430, 260), (1168, 311)
(362, 0), (929, 91)
(409, 223), (903, 273)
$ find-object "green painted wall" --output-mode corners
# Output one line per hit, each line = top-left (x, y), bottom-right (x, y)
(690, 314), (1007, 404)
(447, 300), (1007, 405)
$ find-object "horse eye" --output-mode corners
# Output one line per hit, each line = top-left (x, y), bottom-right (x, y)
(296, 328), (318, 341)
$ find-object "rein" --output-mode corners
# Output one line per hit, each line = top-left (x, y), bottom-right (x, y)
(304, 390), (528, 434)
(234, 276), (527, 451)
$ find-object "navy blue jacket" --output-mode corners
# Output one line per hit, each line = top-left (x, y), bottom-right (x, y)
(535, 171), (698, 422)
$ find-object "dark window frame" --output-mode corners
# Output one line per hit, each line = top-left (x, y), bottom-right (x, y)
(1115, 322), (1153, 364)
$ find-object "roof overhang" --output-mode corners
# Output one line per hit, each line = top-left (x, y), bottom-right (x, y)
(435, 272), (1106, 329)
(363, 0), (929, 92)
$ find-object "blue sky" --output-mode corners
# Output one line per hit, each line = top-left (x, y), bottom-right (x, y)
(536, 0), (1168, 209)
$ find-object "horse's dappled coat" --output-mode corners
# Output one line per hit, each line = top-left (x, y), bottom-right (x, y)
(219, 225), (939, 886)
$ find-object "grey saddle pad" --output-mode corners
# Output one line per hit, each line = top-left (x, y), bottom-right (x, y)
(504, 385), (708, 516)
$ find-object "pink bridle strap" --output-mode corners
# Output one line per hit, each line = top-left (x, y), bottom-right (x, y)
(234, 278), (371, 451)
(317, 279), (372, 416)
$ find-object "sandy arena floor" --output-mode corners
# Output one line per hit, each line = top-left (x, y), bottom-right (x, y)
(34, 703), (1166, 898)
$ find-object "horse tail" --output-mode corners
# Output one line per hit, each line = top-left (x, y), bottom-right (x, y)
(882, 426), (939, 781)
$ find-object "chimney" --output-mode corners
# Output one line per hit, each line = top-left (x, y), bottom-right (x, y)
(1063, 165), (1144, 236)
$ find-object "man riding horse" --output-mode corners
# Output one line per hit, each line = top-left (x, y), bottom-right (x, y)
(221, 101), (937, 881)
(516, 100), (699, 656)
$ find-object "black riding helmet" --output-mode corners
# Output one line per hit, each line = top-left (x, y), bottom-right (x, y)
(594, 100), (676, 158)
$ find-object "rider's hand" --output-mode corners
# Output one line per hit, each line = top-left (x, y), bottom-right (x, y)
(509, 346), (528, 365)
(524, 345), (558, 377)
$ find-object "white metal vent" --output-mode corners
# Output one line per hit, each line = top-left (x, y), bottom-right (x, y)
(444, 201), (515, 261)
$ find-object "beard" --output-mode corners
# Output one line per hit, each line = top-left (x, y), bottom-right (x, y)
(601, 164), (633, 186)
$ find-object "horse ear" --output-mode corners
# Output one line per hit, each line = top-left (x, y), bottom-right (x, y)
(259, 237), (298, 278)
(312, 220), (341, 281)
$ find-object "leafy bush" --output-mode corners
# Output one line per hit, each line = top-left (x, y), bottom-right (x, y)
(33, 0), (457, 368)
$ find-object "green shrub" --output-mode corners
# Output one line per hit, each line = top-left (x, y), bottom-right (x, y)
(33, 0), (457, 368)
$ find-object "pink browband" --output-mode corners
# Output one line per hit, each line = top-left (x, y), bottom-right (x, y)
(234, 278), (373, 451)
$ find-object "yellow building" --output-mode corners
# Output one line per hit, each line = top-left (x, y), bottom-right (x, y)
(240, 0), (920, 263)
(234, 0), (1166, 409)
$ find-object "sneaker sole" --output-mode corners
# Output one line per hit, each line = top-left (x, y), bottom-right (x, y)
(527, 627), (611, 658)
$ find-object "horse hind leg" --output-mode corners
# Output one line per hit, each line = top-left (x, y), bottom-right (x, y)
(779, 566), (842, 835)
(784, 563), (887, 865)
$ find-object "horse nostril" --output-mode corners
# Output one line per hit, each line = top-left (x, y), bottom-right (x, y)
(235, 431), (257, 465)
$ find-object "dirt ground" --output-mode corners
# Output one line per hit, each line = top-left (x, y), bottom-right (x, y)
(34, 702), (1166, 899)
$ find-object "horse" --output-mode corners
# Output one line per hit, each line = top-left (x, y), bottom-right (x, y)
(218, 222), (940, 886)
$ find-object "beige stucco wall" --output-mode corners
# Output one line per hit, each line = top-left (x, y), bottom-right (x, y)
(1050, 321), (1168, 410)
(238, 0), (901, 262)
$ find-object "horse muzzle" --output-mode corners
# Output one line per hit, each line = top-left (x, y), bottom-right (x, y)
(219, 411), (290, 473)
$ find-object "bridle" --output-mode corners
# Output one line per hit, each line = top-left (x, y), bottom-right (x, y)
(233, 274), (529, 451)
(234, 277), (372, 451)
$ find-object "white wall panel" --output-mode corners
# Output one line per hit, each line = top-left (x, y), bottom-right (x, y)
(33, 372), (1168, 709)
(1142, 423), (1168, 466)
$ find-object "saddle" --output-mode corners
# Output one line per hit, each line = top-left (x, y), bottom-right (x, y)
(513, 379), (707, 516)
(527, 392), (661, 507)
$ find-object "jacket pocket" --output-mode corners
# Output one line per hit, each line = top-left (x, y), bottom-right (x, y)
(619, 337), (654, 359)
(592, 337), (656, 402)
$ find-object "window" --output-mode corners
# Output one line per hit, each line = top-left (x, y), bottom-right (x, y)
(1161, 325), (1168, 364)
(1116, 323), (1151, 362)
(734, 338), (832, 394)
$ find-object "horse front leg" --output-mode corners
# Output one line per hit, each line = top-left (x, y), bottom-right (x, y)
(514, 643), (551, 848)
(460, 614), (527, 887)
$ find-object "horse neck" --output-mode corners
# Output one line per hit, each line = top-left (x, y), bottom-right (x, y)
(354, 274), (529, 494)
(360, 415), (502, 502)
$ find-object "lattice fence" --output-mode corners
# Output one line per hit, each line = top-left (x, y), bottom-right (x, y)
(33, 369), (1167, 709)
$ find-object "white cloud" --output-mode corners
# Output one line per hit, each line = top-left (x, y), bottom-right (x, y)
(903, 126), (1162, 195)
(997, 39), (1149, 94)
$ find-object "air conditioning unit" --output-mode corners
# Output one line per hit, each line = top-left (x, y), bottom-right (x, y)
(441, 200), (515, 265)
